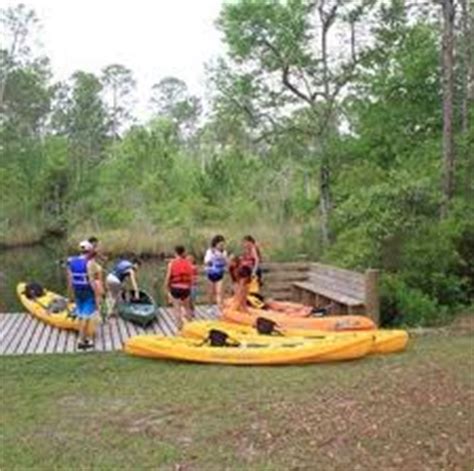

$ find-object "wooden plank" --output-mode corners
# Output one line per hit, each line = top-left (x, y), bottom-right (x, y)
(192, 306), (207, 321)
(44, 325), (61, 354)
(123, 318), (142, 338)
(196, 305), (213, 320)
(262, 262), (310, 272)
(35, 322), (53, 354)
(55, 328), (69, 354)
(8, 315), (35, 355)
(93, 322), (105, 352)
(0, 314), (24, 351)
(64, 329), (77, 354)
(161, 307), (179, 335)
(310, 263), (365, 286)
(364, 269), (380, 325)
(262, 271), (309, 283)
(307, 273), (365, 299)
(24, 320), (46, 354)
(292, 281), (363, 306)
(116, 318), (130, 347)
(0, 314), (27, 355)
(149, 319), (163, 335)
(103, 319), (116, 352)
(107, 319), (121, 351)
(154, 309), (172, 336)
(0, 314), (18, 343)
(308, 270), (365, 291)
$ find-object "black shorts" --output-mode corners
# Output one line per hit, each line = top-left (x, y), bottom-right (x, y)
(170, 287), (191, 301)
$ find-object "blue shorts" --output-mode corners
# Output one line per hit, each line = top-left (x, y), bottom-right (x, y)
(207, 271), (224, 283)
(74, 290), (97, 319)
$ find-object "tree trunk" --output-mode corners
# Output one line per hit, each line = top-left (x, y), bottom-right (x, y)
(440, 0), (456, 219)
(467, 0), (474, 108)
(460, 0), (470, 133)
(317, 1), (335, 247)
(319, 157), (331, 247)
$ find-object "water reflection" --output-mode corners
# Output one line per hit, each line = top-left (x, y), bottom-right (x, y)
(0, 244), (167, 312)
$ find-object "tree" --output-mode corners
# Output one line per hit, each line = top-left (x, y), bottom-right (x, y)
(0, 4), (40, 106)
(52, 71), (110, 187)
(440, 0), (455, 218)
(101, 64), (136, 139)
(217, 0), (378, 247)
(150, 76), (201, 139)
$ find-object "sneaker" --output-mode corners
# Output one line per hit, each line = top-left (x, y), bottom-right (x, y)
(77, 339), (94, 350)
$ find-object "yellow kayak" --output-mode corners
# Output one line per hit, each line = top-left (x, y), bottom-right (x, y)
(16, 282), (96, 336)
(182, 320), (409, 355)
(124, 331), (374, 365)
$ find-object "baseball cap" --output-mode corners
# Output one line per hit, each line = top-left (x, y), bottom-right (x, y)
(79, 240), (93, 252)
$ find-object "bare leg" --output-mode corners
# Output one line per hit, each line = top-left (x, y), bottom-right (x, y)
(207, 280), (215, 306)
(183, 297), (193, 322)
(215, 279), (224, 310)
(171, 297), (185, 330)
(78, 319), (87, 343)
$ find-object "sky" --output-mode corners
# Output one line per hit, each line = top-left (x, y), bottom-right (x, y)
(5, 0), (225, 120)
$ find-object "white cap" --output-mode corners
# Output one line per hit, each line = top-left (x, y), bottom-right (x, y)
(79, 240), (93, 252)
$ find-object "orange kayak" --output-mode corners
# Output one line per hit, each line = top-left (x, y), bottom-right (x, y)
(225, 298), (311, 318)
(222, 308), (376, 332)
(258, 300), (313, 317)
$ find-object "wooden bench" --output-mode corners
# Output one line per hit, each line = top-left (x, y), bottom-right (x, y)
(292, 263), (380, 325)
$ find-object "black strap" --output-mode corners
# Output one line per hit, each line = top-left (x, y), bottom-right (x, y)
(255, 317), (283, 336)
(207, 329), (240, 347)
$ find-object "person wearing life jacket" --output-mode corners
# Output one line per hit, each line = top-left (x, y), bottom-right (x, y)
(241, 235), (262, 283)
(204, 235), (228, 309)
(164, 245), (194, 329)
(105, 256), (141, 318)
(230, 265), (253, 312)
(67, 240), (104, 349)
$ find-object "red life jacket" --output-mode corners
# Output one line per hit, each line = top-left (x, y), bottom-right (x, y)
(241, 244), (262, 269)
(169, 257), (194, 288)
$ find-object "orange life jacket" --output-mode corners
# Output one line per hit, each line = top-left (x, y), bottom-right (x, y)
(169, 257), (194, 288)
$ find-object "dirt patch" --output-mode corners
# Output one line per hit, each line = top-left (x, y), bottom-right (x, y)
(220, 362), (473, 470)
(449, 314), (474, 335)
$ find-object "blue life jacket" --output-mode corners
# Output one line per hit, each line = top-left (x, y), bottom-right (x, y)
(112, 260), (134, 282)
(206, 251), (226, 277)
(68, 255), (91, 291)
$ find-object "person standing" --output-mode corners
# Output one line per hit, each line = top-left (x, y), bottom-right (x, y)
(241, 235), (263, 284)
(204, 235), (228, 309)
(105, 257), (141, 318)
(67, 240), (104, 349)
(164, 246), (194, 330)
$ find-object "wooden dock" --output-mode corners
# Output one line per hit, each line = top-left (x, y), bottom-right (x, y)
(0, 306), (218, 356)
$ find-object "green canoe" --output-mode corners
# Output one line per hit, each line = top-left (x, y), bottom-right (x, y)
(117, 290), (157, 327)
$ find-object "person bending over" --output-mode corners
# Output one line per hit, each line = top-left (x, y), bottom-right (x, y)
(106, 256), (141, 318)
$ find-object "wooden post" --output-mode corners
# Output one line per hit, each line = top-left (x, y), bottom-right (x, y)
(291, 284), (301, 303)
(364, 269), (380, 326)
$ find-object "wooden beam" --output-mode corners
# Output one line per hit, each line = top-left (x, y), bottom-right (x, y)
(364, 269), (380, 326)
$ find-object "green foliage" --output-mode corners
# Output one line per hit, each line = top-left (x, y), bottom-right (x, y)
(380, 274), (448, 327)
(1, 2), (472, 326)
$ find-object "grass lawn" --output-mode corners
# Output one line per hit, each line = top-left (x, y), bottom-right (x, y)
(1, 331), (473, 470)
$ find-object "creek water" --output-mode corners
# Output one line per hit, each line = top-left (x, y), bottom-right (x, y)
(0, 243), (168, 312)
